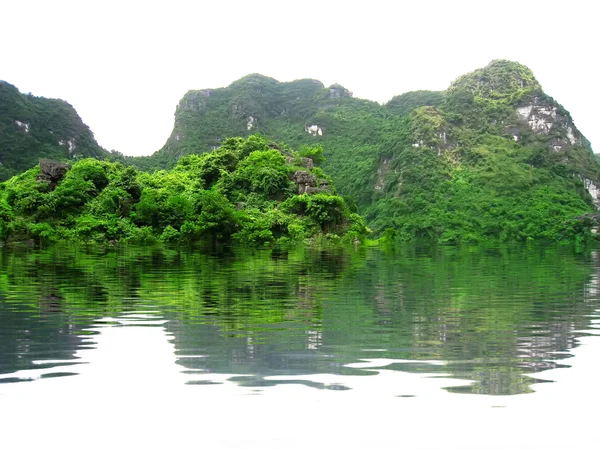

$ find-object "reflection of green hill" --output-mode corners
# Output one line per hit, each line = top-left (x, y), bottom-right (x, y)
(0, 298), (88, 378)
(0, 244), (598, 394)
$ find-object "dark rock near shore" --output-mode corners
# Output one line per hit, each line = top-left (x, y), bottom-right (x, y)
(38, 159), (69, 190)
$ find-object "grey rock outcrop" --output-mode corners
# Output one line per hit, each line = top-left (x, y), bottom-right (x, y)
(38, 159), (69, 189)
(284, 157), (314, 169)
(300, 157), (314, 170)
(318, 180), (331, 192)
(514, 95), (584, 151)
(39, 159), (69, 179)
(291, 170), (316, 194)
(290, 170), (330, 195)
(328, 84), (352, 99)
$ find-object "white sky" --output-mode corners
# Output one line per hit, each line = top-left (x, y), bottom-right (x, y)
(1, 0), (598, 156)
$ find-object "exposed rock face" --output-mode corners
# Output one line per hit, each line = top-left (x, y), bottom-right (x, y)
(15, 120), (30, 132)
(300, 157), (314, 170)
(177, 89), (212, 113)
(38, 159), (69, 189)
(305, 125), (323, 136)
(290, 170), (330, 195)
(291, 170), (316, 194)
(230, 100), (255, 120)
(328, 84), (352, 99)
(318, 180), (331, 192)
(515, 96), (584, 151)
(287, 156), (315, 169)
(375, 158), (391, 191)
(40, 159), (69, 180)
(584, 179), (600, 208)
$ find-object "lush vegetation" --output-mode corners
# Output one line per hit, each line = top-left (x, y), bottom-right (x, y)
(2, 60), (599, 244)
(366, 134), (593, 242)
(136, 60), (599, 243)
(386, 90), (444, 116)
(0, 81), (110, 181)
(0, 135), (366, 246)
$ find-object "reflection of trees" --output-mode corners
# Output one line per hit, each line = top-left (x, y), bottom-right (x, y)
(0, 244), (599, 394)
(326, 245), (600, 395)
(0, 245), (355, 381)
(584, 250), (600, 299)
(0, 298), (86, 378)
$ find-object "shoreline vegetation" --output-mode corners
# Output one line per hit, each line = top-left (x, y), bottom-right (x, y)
(0, 136), (367, 247)
(0, 131), (597, 248)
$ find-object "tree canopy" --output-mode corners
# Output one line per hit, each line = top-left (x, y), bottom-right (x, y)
(0, 135), (366, 246)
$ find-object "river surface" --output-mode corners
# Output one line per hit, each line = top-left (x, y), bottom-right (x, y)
(0, 244), (599, 449)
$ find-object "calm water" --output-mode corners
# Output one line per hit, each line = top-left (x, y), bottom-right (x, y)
(0, 244), (599, 449)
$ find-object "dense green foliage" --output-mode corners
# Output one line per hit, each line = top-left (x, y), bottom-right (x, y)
(0, 81), (109, 181)
(366, 134), (593, 242)
(386, 90), (444, 116)
(150, 75), (328, 161)
(2, 60), (598, 244)
(141, 60), (599, 243)
(0, 135), (365, 246)
(444, 59), (541, 128)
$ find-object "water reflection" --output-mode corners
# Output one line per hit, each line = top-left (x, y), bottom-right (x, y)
(0, 244), (599, 396)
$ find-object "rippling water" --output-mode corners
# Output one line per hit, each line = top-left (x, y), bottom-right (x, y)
(0, 244), (599, 449)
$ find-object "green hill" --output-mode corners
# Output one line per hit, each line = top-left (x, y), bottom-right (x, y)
(145, 60), (599, 242)
(2, 61), (598, 244)
(0, 81), (110, 181)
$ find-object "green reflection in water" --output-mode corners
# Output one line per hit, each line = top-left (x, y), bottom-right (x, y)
(0, 243), (599, 395)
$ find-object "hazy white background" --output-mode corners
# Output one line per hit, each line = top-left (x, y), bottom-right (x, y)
(1, 0), (597, 156)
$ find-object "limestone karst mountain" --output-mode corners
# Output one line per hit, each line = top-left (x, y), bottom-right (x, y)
(0, 81), (109, 181)
(2, 61), (599, 243)
(147, 60), (599, 241)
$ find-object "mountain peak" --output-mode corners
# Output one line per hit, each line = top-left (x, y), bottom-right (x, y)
(229, 73), (279, 90)
(446, 59), (541, 108)
(327, 83), (352, 99)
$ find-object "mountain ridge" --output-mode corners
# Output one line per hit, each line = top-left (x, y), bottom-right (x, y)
(144, 60), (600, 241)
(0, 81), (110, 181)
(2, 60), (599, 243)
